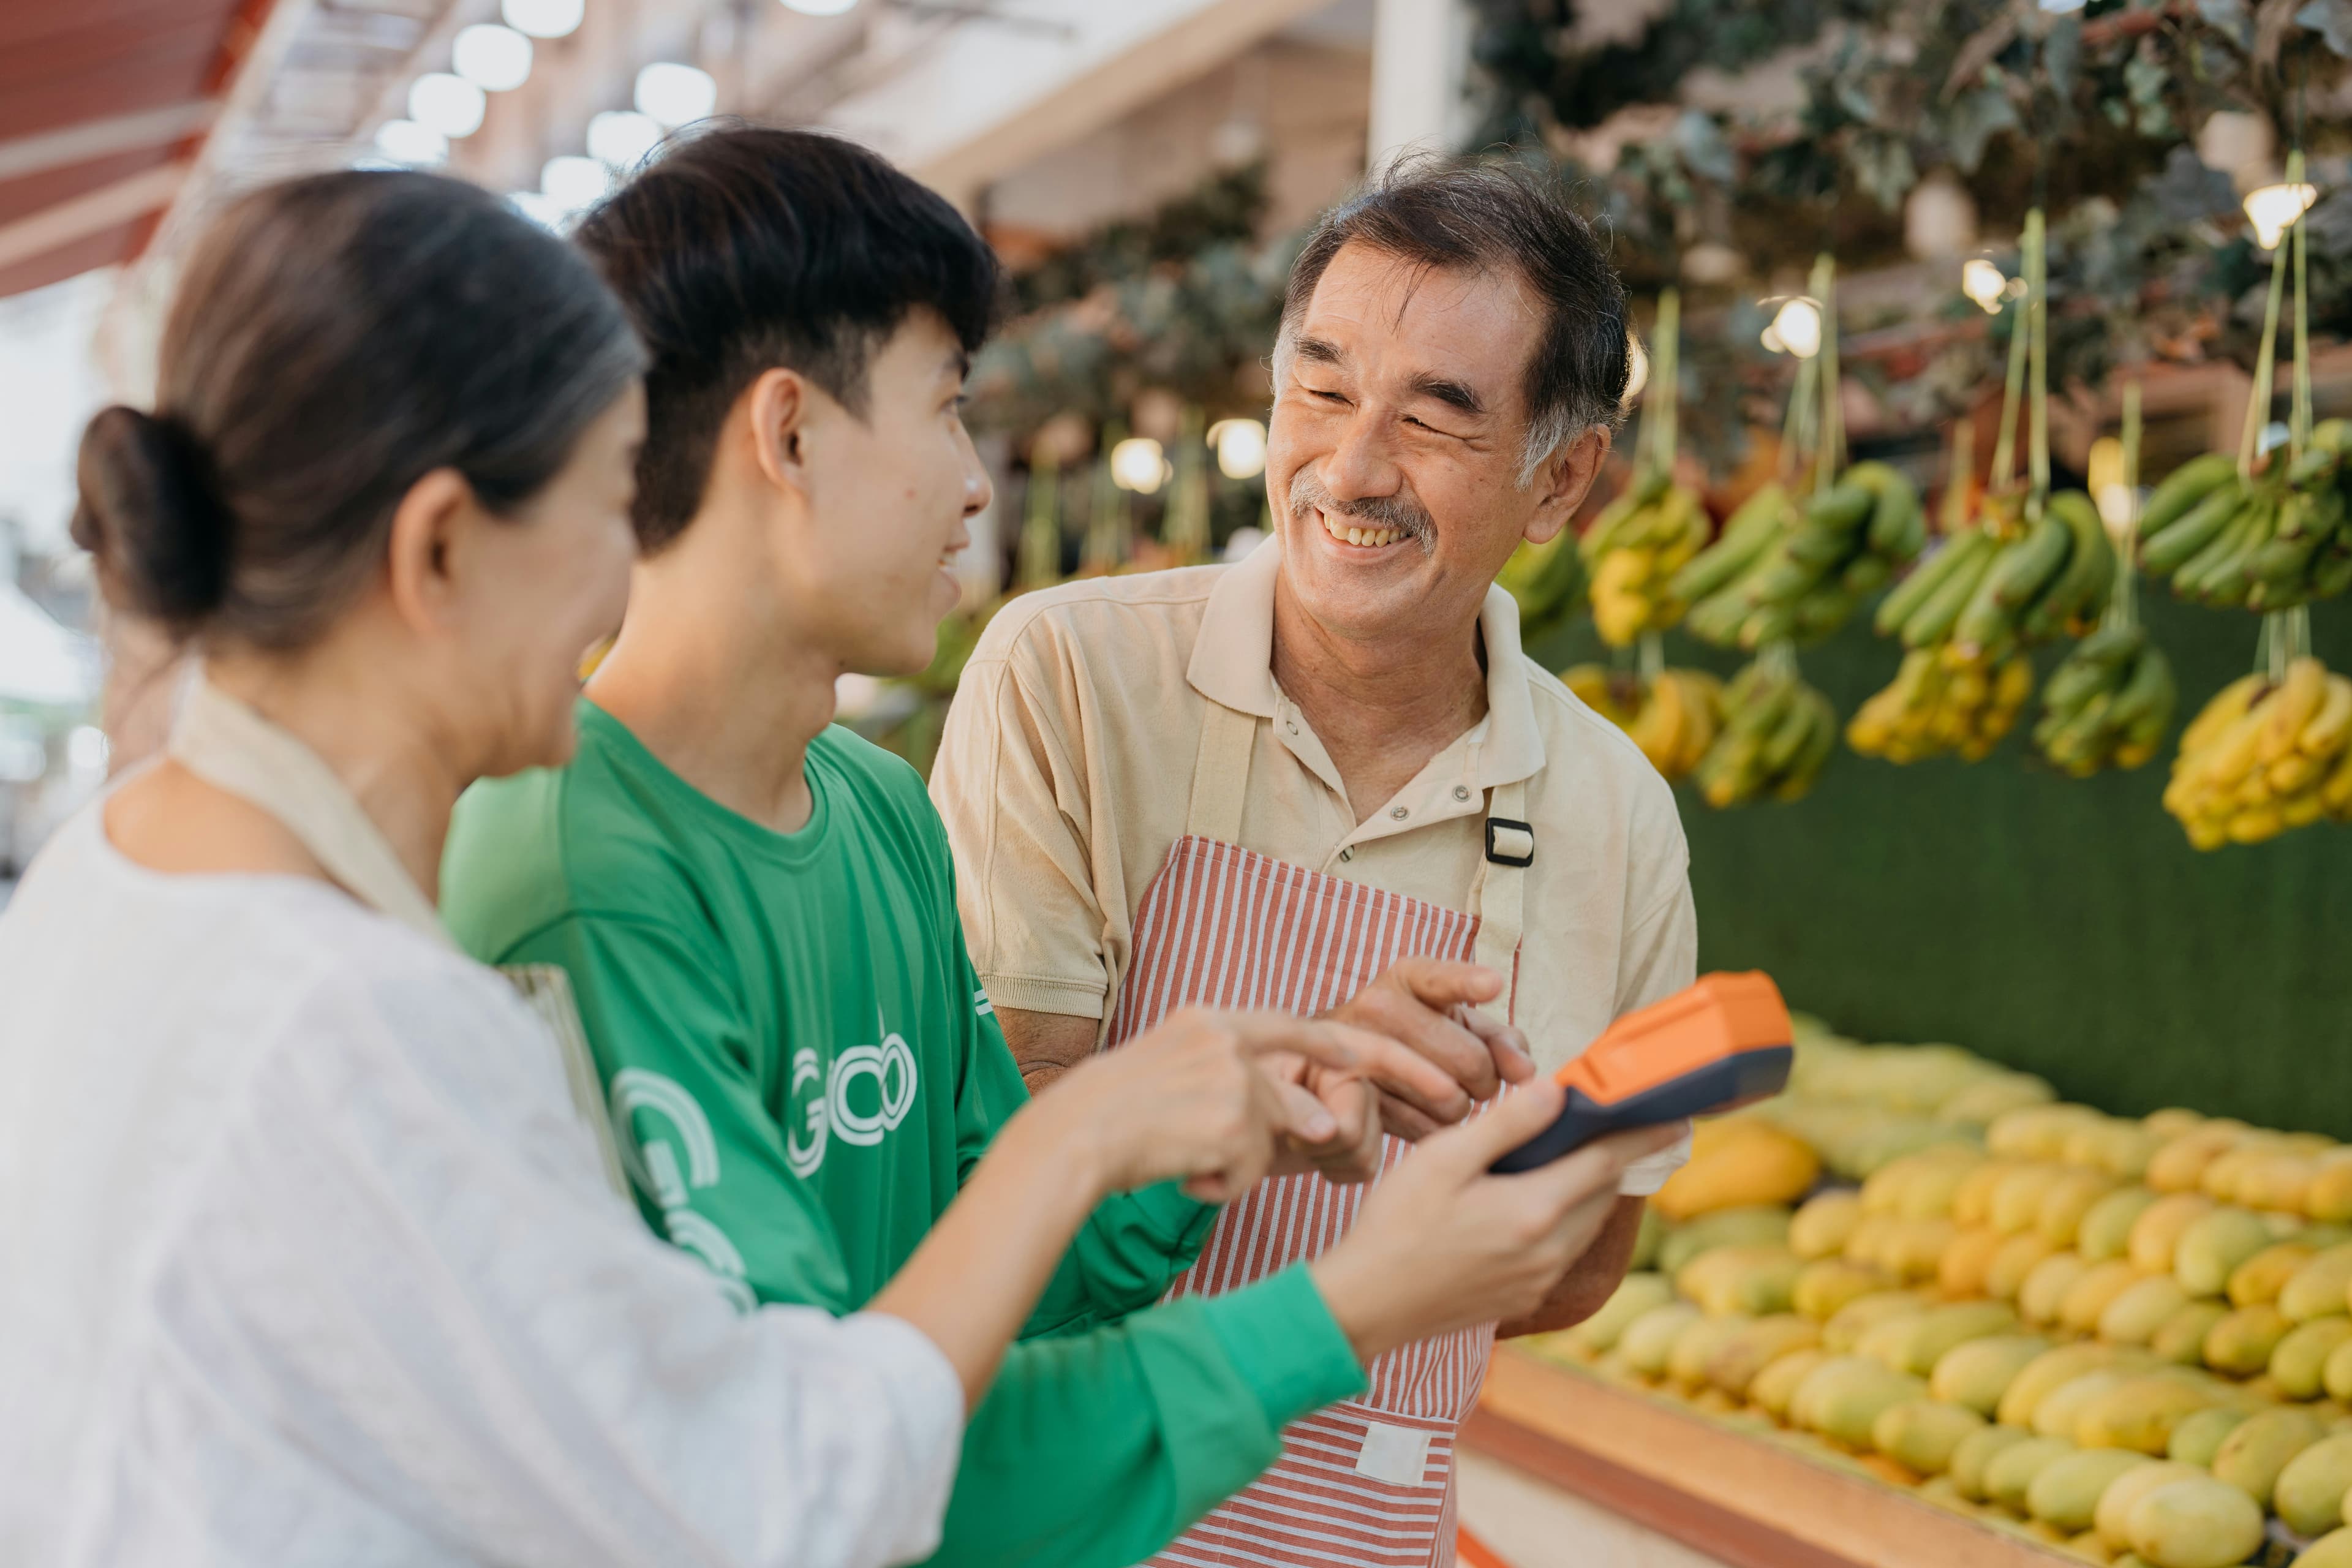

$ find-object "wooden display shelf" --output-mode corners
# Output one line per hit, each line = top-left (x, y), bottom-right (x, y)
(1464, 1346), (2075, 1568)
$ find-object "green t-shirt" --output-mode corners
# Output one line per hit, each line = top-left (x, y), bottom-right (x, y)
(442, 701), (1363, 1568)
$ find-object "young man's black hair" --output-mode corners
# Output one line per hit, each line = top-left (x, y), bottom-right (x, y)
(575, 123), (1001, 551)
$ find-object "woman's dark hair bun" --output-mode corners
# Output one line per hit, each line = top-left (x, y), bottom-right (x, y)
(70, 404), (233, 629)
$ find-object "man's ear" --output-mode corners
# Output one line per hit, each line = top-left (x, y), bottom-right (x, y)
(1524, 426), (1613, 546)
(744, 366), (813, 502)
(382, 467), (479, 635)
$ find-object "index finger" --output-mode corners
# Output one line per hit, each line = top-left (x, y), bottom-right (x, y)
(1450, 1003), (1537, 1086)
(1386, 957), (1505, 1009)
(1223, 1013), (1382, 1077)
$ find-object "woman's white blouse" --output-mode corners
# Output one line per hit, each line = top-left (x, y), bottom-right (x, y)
(0, 807), (962, 1567)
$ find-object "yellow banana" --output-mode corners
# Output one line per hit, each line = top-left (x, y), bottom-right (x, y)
(2298, 674), (2352, 759)
(2182, 674), (2267, 755)
(2259, 658), (2328, 764)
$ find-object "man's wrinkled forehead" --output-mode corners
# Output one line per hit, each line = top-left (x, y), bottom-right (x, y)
(1287, 243), (1540, 413)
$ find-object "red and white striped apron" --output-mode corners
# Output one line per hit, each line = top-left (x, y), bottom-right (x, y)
(1107, 702), (1529, 1568)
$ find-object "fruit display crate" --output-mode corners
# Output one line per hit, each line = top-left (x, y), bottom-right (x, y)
(1466, 1344), (2075, 1568)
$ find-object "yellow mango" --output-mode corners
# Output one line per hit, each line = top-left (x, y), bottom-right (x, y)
(1856, 1308), (1931, 1371)
(2075, 1377), (2225, 1455)
(1915, 1474), (1975, 1515)
(2043, 1169), (2127, 1247)
(1988, 1232), (2064, 1301)
(2142, 1110), (2206, 1140)
(1789, 1189), (1863, 1260)
(2080, 1188), (2162, 1264)
(2061, 1261), (2150, 1336)
(2165, 1406), (2250, 1468)
(1841, 1212), (1897, 1268)
(2274, 1317), (2352, 1400)
(2308, 1161), (2352, 1225)
(1872, 1397), (1987, 1475)
(2083, 1124), (2163, 1182)
(1793, 1259), (1891, 1321)
(1991, 1105), (2105, 1162)
(1986, 1434), (2080, 1513)
(2128, 1193), (2217, 1274)
(2210, 1405), (2328, 1506)
(1656, 1204), (1792, 1276)
(2002, 1343), (2127, 1428)
(1680, 1243), (1803, 1317)
(1749, 1346), (1829, 1420)
(2293, 1527), (2352, 1568)
(1934, 1334), (2057, 1415)
(1705, 1314), (1822, 1398)
(1940, 1226), (2007, 1298)
(1570, 1272), (1676, 1353)
(1940, 1073), (2056, 1128)
(1822, 1289), (1926, 1354)
(1789, 1354), (1927, 1448)
(2198, 1141), (2282, 1204)
(2274, 1433), (2352, 1537)
(2228, 1241), (2318, 1308)
(1952, 1423), (2037, 1501)
(2328, 1336), (2352, 1402)
(1667, 1313), (1751, 1388)
(2035, 1371), (2132, 1439)
(2021, 1252), (2094, 1325)
(2172, 1208), (2274, 1298)
(1617, 1301), (1704, 1379)
(1954, 1160), (2021, 1228)
(2282, 1244), (2352, 1323)
(1882, 1302), (2021, 1378)
(2101, 1277), (2195, 1345)
(1880, 1216), (1960, 1283)
(2029, 1449), (2154, 1533)
(2146, 1129), (2242, 1196)
(2124, 1476), (2266, 1568)
(2150, 1301), (2233, 1366)
(1653, 1123), (1820, 1220)
(2237, 1152), (2320, 1213)
(1994, 1164), (2070, 1235)
(2096, 1460), (2206, 1551)
(2203, 1304), (2293, 1376)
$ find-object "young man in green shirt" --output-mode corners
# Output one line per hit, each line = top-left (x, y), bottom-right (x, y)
(442, 126), (1664, 1568)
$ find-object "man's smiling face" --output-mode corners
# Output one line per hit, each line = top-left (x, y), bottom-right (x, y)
(1265, 239), (1595, 647)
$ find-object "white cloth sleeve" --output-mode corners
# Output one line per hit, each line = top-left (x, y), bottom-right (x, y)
(159, 962), (963, 1568)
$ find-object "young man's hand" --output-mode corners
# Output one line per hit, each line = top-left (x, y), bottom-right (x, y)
(1320, 958), (1538, 1140)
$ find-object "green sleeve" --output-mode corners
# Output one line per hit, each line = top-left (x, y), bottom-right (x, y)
(924, 1262), (1366, 1568)
(502, 912), (859, 1312)
(950, 945), (1216, 1336)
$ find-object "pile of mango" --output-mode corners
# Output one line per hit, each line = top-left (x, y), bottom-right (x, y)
(1536, 1020), (2352, 1567)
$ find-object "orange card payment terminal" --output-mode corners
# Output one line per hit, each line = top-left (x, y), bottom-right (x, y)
(1490, 971), (1793, 1172)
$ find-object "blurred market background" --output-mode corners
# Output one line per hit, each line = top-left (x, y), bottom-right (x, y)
(5, 0), (2351, 1113)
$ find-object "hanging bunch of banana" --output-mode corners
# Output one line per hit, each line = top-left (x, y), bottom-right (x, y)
(1846, 645), (2036, 764)
(2164, 652), (2352, 848)
(1582, 288), (1709, 646)
(1694, 652), (1838, 806)
(2032, 386), (2180, 775)
(1561, 663), (1723, 780)
(1678, 464), (1924, 650)
(1497, 520), (1589, 644)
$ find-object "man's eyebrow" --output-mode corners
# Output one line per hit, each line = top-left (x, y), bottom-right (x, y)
(1292, 334), (1345, 368)
(1408, 372), (1486, 418)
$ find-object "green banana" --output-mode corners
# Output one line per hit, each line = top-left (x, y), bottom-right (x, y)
(1805, 483), (1875, 533)
(1903, 536), (2000, 648)
(1671, 491), (1788, 603)
(2181, 494), (2274, 602)
(2023, 492), (2113, 638)
(1876, 531), (1981, 636)
(2140, 480), (2244, 575)
(1841, 553), (1892, 596)
(1985, 511), (2071, 610)
(1761, 685), (1821, 771)
(2106, 643), (2177, 731)
(2139, 453), (2238, 538)
(1848, 461), (1923, 556)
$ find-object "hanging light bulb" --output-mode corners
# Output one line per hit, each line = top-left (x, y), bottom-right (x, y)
(2243, 181), (2318, 251)
(374, 119), (448, 166)
(541, 154), (614, 214)
(502, 0), (583, 38)
(1110, 437), (1170, 494)
(1206, 419), (1268, 480)
(1961, 257), (2008, 314)
(587, 109), (664, 169)
(1763, 296), (1822, 359)
(635, 62), (717, 128)
(453, 24), (533, 92)
(409, 73), (487, 139)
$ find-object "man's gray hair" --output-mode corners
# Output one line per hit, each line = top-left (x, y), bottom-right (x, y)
(1272, 154), (1631, 487)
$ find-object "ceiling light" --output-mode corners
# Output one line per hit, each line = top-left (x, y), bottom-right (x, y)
(453, 24), (533, 92)
(782, 0), (859, 12)
(2244, 181), (2318, 251)
(409, 73), (487, 139)
(541, 154), (614, 214)
(1206, 418), (1268, 480)
(1110, 437), (1170, 494)
(502, 0), (584, 38)
(587, 109), (664, 170)
(1961, 257), (2007, 314)
(1764, 296), (1822, 359)
(374, 118), (448, 166)
(635, 62), (716, 129)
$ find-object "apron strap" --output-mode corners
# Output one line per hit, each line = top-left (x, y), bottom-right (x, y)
(168, 674), (632, 1199)
(1468, 777), (1529, 1023)
(1184, 700), (1257, 844)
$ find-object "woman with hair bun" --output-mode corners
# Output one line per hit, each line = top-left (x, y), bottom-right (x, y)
(0, 171), (1380, 1568)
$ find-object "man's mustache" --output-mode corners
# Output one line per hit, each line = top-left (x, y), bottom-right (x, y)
(1287, 469), (1436, 549)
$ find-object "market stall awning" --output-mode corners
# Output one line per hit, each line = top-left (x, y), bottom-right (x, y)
(0, 0), (276, 300)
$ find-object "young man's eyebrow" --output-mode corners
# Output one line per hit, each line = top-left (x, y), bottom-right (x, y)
(1407, 373), (1486, 418)
(946, 349), (971, 379)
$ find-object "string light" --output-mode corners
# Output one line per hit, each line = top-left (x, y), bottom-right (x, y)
(635, 62), (717, 129)
(409, 73), (487, 139)
(1206, 419), (1267, 480)
(502, 0), (583, 38)
(2243, 181), (2318, 251)
(1961, 257), (2007, 314)
(541, 154), (614, 214)
(587, 110), (664, 170)
(1762, 296), (1822, 359)
(1621, 333), (1649, 405)
(374, 119), (448, 165)
(1110, 437), (1170, 493)
(453, 24), (533, 92)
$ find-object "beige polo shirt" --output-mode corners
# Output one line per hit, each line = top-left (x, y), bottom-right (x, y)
(932, 539), (1698, 1089)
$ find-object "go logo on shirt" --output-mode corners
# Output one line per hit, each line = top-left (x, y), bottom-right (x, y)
(609, 1068), (758, 1313)
(784, 1018), (919, 1177)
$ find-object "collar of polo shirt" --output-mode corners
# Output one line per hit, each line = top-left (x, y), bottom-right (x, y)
(1183, 536), (1547, 793)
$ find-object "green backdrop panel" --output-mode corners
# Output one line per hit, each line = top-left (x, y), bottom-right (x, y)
(1531, 595), (2352, 1140)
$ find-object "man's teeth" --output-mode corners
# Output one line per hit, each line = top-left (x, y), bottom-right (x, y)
(1321, 511), (1402, 548)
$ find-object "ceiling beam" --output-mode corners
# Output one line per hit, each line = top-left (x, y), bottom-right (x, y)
(0, 164), (187, 274)
(0, 103), (219, 185)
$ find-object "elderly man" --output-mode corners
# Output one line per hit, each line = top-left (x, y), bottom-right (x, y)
(930, 158), (1695, 1566)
